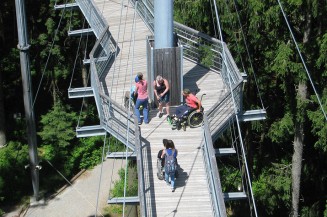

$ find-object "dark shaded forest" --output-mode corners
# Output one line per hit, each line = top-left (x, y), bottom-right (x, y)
(1, 0), (327, 216)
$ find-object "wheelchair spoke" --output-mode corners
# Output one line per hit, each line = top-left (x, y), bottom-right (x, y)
(188, 111), (204, 128)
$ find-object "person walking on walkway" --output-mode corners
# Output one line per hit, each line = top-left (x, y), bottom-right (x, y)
(161, 140), (178, 192)
(153, 75), (170, 118)
(134, 72), (149, 125)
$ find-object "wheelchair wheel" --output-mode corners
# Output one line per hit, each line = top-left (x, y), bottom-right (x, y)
(157, 159), (164, 180)
(187, 110), (204, 128)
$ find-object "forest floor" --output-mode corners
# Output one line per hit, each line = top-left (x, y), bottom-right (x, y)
(3, 158), (128, 217)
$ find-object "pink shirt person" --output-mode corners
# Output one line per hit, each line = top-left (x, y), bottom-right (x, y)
(136, 80), (148, 100)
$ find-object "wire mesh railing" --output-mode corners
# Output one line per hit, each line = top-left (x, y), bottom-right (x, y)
(131, 0), (154, 32)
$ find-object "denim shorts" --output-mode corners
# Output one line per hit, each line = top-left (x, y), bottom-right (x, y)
(159, 92), (170, 103)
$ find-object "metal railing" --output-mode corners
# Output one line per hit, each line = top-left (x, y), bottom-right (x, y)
(79, 1), (147, 215)
(206, 82), (243, 140)
(133, 0), (243, 115)
(202, 115), (227, 217)
(135, 122), (147, 216)
(79, 0), (246, 216)
(131, 0), (242, 87)
(131, 0), (154, 32)
(75, 0), (108, 38)
(90, 26), (147, 217)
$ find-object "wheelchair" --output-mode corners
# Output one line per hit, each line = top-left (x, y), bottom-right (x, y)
(124, 90), (136, 111)
(124, 90), (150, 113)
(170, 106), (204, 131)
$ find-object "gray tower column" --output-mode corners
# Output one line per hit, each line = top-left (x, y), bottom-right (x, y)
(148, 0), (182, 107)
(154, 0), (174, 48)
(15, 0), (40, 201)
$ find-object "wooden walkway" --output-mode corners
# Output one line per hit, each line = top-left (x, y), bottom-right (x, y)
(93, 0), (227, 216)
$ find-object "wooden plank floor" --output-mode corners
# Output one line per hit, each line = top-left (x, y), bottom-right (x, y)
(93, 0), (227, 216)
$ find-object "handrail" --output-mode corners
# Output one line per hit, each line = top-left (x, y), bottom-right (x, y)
(78, 0), (248, 216)
(130, 0), (154, 33)
(202, 115), (227, 217)
(131, 0), (242, 87)
(206, 82), (243, 131)
(81, 1), (148, 215)
(130, 1), (245, 216)
(75, 0), (108, 38)
(135, 125), (147, 216)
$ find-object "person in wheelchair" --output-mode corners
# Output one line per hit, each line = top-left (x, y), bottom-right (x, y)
(170, 88), (203, 130)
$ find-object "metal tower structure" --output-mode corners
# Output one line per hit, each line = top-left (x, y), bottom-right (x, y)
(15, 0), (40, 202)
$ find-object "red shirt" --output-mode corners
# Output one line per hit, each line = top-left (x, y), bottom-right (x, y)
(185, 94), (198, 108)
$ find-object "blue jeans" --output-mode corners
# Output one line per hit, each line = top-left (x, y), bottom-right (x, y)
(165, 170), (175, 189)
(175, 105), (189, 118)
(134, 98), (149, 123)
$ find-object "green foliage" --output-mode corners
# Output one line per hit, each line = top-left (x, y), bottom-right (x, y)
(104, 204), (123, 216)
(268, 112), (294, 143)
(38, 102), (77, 158)
(0, 141), (30, 204)
(300, 201), (324, 217)
(110, 166), (138, 198)
(218, 161), (242, 192)
(307, 90), (327, 152)
(37, 102), (80, 178)
(252, 161), (292, 215)
(69, 136), (104, 170)
(106, 165), (138, 216)
(325, 201), (327, 217)
(174, 0), (215, 35)
(199, 45), (214, 67)
(317, 33), (327, 70)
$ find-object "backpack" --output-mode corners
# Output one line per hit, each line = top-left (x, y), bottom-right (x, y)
(165, 149), (176, 175)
